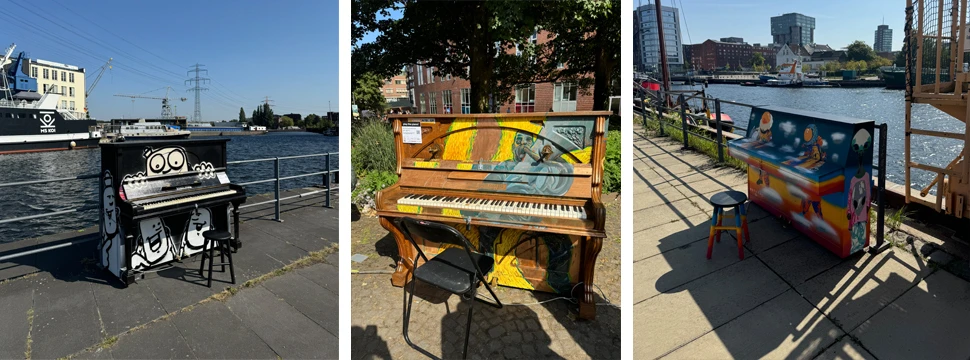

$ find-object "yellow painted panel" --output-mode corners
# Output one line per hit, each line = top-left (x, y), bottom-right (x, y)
(413, 161), (439, 168)
(442, 119), (477, 160)
(562, 146), (592, 164)
(456, 163), (473, 170)
(491, 229), (536, 290)
(441, 208), (462, 217)
(396, 205), (421, 214)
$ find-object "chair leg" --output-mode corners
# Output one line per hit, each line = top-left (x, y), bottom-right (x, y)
(207, 240), (215, 288)
(402, 277), (417, 348)
(706, 207), (720, 259)
(741, 202), (751, 244)
(224, 240), (235, 284)
(715, 211), (724, 243)
(735, 205), (744, 260)
(198, 239), (208, 276)
(462, 288), (476, 360)
(220, 244), (226, 272)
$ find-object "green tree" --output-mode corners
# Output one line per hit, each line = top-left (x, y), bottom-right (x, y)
(321, 115), (334, 129)
(238, 107), (246, 124)
(305, 113), (321, 128)
(751, 52), (765, 69)
(352, 72), (388, 116)
(846, 41), (877, 62)
(280, 116), (294, 128)
(894, 51), (905, 67)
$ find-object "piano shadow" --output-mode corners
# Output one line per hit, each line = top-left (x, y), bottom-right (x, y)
(0, 232), (126, 289)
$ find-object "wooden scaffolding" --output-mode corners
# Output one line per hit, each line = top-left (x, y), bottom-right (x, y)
(905, 0), (970, 218)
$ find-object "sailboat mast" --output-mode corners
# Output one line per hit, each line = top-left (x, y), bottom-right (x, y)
(654, 0), (672, 106)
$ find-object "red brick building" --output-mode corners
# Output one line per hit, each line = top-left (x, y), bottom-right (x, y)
(686, 39), (778, 71)
(381, 72), (409, 101)
(406, 30), (595, 114)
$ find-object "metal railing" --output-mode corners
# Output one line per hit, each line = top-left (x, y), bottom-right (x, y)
(634, 90), (889, 252)
(0, 152), (338, 252)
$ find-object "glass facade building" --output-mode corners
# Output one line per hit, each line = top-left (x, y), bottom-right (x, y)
(874, 25), (893, 52)
(637, 4), (683, 71)
(771, 13), (815, 46)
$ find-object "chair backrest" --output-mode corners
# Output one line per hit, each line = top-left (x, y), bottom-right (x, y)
(399, 217), (487, 277)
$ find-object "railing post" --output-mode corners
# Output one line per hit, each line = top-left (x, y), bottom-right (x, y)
(875, 123), (888, 252)
(640, 94), (646, 128)
(679, 94), (688, 149)
(325, 153), (332, 208)
(274, 157), (281, 222)
(715, 98), (725, 163)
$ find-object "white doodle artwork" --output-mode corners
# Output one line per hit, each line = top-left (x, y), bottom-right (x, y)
(182, 208), (213, 255)
(123, 146), (191, 188)
(100, 170), (122, 275)
(131, 217), (176, 269)
(193, 161), (216, 180)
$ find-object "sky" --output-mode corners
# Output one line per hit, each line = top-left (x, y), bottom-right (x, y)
(1, 0), (338, 121)
(639, 0), (907, 51)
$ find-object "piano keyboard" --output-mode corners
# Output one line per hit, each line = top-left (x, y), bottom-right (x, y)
(140, 190), (239, 210)
(398, 194), (587, 219)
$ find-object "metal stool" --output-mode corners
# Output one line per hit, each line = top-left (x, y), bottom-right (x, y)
(706, 191), (750, 260)
(198, 230), (235, 287)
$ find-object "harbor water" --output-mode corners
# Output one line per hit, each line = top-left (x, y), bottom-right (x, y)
(0, 132), (338, 242)
(671, 84), (964, 195)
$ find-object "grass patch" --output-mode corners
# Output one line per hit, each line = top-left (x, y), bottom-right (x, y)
(97, 336), (118, 350)
(643, 111), (748, 170)
(886, 206), (913, 231)
(25, 307), (34, 359)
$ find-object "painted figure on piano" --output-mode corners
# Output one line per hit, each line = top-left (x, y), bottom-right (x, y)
(847, 129), (872, 253)
(100, 170), (122, 273)
(182, 208), (214, 255)
(131, 217), (177, 269)
(756, 112), (773, 143)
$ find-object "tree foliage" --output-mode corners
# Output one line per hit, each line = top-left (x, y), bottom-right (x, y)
(251, 103), (275, 128)
(846, 41), (877, 62)
(279, 116), (294, 128)
(238, 107), (246, 124)
(353, 72), (388, 116)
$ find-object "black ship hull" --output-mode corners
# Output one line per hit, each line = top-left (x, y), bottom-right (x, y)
(0, 107), (99, 154)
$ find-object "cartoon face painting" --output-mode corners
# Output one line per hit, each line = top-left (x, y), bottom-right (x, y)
(851, 129), (872, 177)
(756, 112), (773, 143)
(183, 208), (213, 252)
(101, 170), (120, 271)
(145, 146), (188, 176)
(135, 217), (174, 266)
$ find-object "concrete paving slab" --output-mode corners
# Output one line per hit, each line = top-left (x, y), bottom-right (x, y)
(633, 182), (686, 207)
(634, 238), (750, 304)
(0, 279), (34, 359)
(93, 279), (167, 335)
(171, 301), (278, 359)
(632, 163), (669, 185)
(261, 264), (339, 335)
(295, 262), (338, 296)
(741, 216), (802, 254)
(30, 279), (102, 359)
(796, 248), (934, 332)
(109, 321), (195, 359)
(759, 236), (844, 286)
(226, 286), (337, 359)
(663, 290), (843, 360)
(143, 266), (228, 313)
(633, 259), (789, 359)
(634, 198), (707, 233)
(633, 213), (711, 262)
(852, 270), (970, 360)
(815, 337), (876, 360)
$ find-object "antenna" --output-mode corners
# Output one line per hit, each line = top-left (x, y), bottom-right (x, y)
(185, 64), (210, 122)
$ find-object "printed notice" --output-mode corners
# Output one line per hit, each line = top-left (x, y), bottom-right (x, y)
(217, 172), (230, 184)
(402, 122), (422, 144)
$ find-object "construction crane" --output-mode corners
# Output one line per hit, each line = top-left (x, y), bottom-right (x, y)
(86, 58), (112, 99)
(114, 87), (187, 119)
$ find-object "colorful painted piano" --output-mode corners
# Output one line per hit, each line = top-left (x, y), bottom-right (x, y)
(728, 106), (875, 258)
(375, 112), (611, 319)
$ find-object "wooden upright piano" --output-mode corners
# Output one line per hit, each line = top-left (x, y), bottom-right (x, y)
(376, 112), (611, 319)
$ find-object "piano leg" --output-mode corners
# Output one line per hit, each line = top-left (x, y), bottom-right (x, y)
(578, 236), (603, 320)
(380, 217), (414, 287)
(232, 205), (242, 251)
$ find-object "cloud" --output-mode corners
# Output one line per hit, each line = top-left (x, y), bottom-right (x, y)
(780, 145), (794, 153)
(832, 154), (839, 162)
(780, 121), (796, 137)
(794, 138), (801, 146)
(759, 187), (783, 207)
(831, 132), (846, 144)
(812, 216), (840, 243)
(786, 184), (809, 200)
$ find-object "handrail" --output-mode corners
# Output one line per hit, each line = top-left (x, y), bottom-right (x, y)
(0, 152), (338, 233)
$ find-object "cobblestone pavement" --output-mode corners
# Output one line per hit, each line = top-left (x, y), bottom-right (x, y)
(351, 194), (621, 359)
(633, 124), (970, 359)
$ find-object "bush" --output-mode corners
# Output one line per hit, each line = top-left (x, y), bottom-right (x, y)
(351, 170), (398, 209)
(602, 130), (621, 194)
(351, 118), (396, 176)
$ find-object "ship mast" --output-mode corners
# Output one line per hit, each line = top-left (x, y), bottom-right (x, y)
(654, 0), (672, 107)
(0, 43), (16, 101)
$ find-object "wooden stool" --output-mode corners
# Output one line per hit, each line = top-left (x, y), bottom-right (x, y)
(199, 230), (235, 287)
(706, 191), (750, 260)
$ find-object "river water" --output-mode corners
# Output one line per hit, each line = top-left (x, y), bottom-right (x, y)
(0, 132), (338, 242)
(670, 84), (965, 195)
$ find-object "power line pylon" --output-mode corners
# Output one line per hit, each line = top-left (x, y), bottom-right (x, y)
(185, 64), (210, 122)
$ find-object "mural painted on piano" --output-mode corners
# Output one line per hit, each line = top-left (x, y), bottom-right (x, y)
(727, 107), (874, 258)
(100, 140), (232, 280)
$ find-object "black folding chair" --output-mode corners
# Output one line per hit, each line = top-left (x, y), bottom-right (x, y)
(399, 217), (503, 359)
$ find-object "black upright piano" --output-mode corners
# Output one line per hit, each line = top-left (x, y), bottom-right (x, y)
(99, 139), (246, 285)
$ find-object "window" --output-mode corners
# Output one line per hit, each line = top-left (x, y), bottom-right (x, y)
(61, 71), (66, 81)
(417, 65), (423, 85)
(42, 84), (47, 92)
(429, 67), (434, 83)
(69, 73), (74, 83)
(460, 88), (471, 114)
(43, 68), (49, 79)
(385, 89), (393, 93)
(553, 82), (577, 112)
(69, 87), (75, 97)
(61, 100), (67, 109)
(31, 67), (37, 78)
(514, 84), (536, 113)
(442, 90), (453, 113)
(395, 79), (403, 85)
(61, 86), (66, 94)
(419, 93), (426, 114)
(429, 92), (437, 113)
(70, 101), (75, 110)
(52, 71), (57, 81)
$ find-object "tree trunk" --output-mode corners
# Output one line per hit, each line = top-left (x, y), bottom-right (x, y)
(592, 39), (612, 111)
(468, 4), (493, 114)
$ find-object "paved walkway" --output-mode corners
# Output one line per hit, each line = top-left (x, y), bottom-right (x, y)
(0, 189), (339, 359)
(633, 125), (970, 360)
(350, 195), (622, 360)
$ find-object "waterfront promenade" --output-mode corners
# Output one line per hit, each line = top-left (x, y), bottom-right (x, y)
(0, 189), (339, 359)
(633, 124), (970, 359)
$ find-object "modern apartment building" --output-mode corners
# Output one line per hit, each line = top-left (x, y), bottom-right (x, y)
(771, 13), (815, 46)
(636, 3), (683, 72)
(874, 24), (893, 52)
